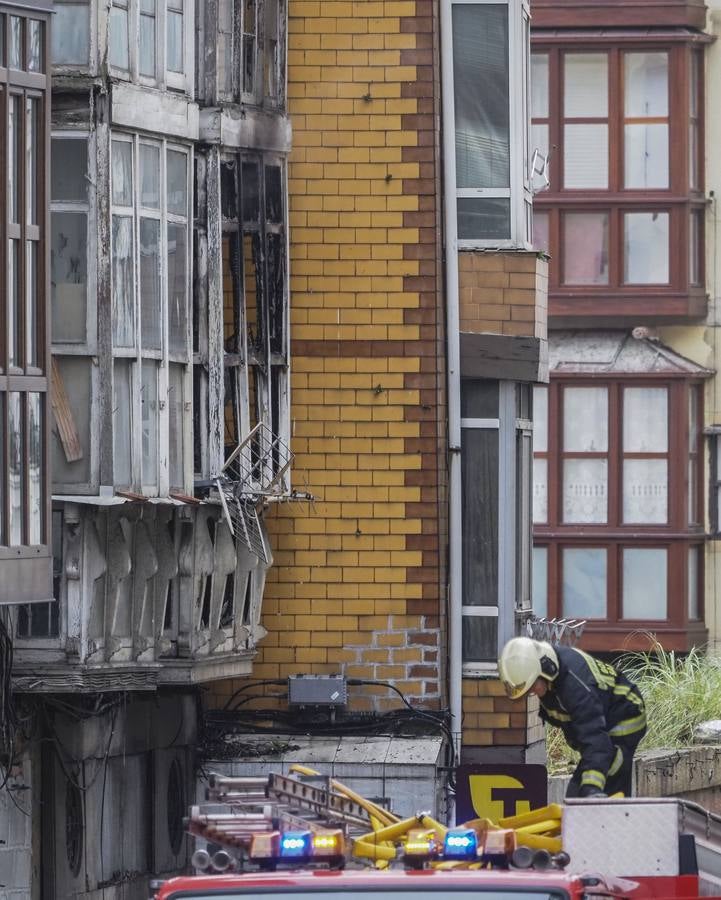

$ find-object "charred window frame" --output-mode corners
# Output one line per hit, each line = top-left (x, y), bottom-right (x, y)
(205, 0), (286, 108)
(0, 7), (53, 606)
(110, 133), (192, 495)
(216, 152), (289, 489)
(107, 0), (192, 92)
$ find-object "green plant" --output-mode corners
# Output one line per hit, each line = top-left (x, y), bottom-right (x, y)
(545, 641), (721, 775)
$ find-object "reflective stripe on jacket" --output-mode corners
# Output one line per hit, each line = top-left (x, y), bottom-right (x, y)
(538, 647), (646, 790)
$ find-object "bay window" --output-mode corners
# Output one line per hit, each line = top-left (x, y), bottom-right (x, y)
(533, 376), (705, 648)
(110, 134), (191, 494)
(531, 38), (706, 319)
(0, 6), (52, 605)
(448, 0), (531, 247)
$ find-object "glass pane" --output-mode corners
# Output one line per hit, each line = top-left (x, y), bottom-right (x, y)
(26, 99), (39, 226)
(625, 52), (668, 118)
(243, 33), (255, 94)
(689, 387), (698, 450)
(688, 458), (697, 525)
(139, 5), (156, 78)
(217, 0), (233, 96)
(169, 364), (184, 489)
(623, 459), (668, 524)
(562, 213), (609, 284)
(624, 124), (668, 189)
(8, 239), (19, 368)
(51, 138), (88, 202)
(264, 0), (279, 98)
(689, 210), (701, 286)
(139, 219), (161, 350)
(167, 150), (188, 215)
(51, 212), (88, 343)
(624, 212), (669, 284)
(265, 165), (283, 223)
(51, 356), (91, 484)
(52, 4), (90, 65)
(113, 360), (132, 485)
(168, 224), (188, 356)
(139, 145), (160, 208)
(688, 546), (700, 621)
(9, 16), (22, 69)
(533, 385), (548, 452)
(563, 548), (606, 619)
(9, 392), (24, 545)
(689, 122), (698, 192)
(563, 459), (608, 524)
(462, 615), (497, 663)
(531, 123), (549, 191)
(9, 95), (20, 224)
(26, 241), (38, 367)
(564, 54), (608, 117)
(623, 386), (667, 451)
(533, 458), (547, 524)
(622, 548), (667, 620)
(452, 4), (510, 190)
(28, 393), (43, 544)
(532, 546), (548, 619)
(531, 53), (549, 119)
(563, 386), (608, 452)
(167, 10), (183, 73)
(112, 140), (133, 206)
(532, 210), (549, 254)
(564, 124), (608, 189)
(112, 216), (135, 348)
(0, 396), (5, 541)
(457, 198), (511, 241)
(141, 360), (158, 486)
(109, 5), (129, 69)
(461, 380), (498, 418)
(461, 429), (498, 607)
(28, 20), (42, 72)
(242, 161), (260, 222)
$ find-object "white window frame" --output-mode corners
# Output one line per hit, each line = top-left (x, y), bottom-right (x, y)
(461, 382), (526, 675)
(106, 0), (193, 94)
(51, 130), (103, 495)
(109, 132), (193, 497)
(443, 0), (531, 250)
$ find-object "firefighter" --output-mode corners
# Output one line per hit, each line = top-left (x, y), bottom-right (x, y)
(498, 637), (646, 798)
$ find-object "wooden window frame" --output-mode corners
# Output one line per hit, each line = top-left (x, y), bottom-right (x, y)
(0, 3), (53, 605)
(109, 132), (193, 496)
(531, 37), (706, 322)
(533, 377), (706, 649)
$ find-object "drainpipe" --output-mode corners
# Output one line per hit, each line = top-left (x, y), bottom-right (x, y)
(440, 0), (463, 812)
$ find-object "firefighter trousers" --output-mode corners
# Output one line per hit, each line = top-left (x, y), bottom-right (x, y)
(566, 730), (645, 799)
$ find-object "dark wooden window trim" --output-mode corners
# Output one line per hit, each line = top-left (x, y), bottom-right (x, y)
(533, 376), (707, 651)
(531, 38), (706, 323)
(0, 3), (52, 604)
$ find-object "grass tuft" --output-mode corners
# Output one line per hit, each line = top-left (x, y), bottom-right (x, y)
(546, 640), (721, 775)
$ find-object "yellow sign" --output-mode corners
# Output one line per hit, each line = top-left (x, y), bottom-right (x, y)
(455, 765), (547, 824)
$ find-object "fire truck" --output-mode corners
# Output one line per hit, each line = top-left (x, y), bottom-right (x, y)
(151, 766), (721, 900)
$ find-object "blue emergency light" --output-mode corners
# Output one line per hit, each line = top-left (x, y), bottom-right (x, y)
(443, 828), (479, 859)
(280, 832), (312, 857)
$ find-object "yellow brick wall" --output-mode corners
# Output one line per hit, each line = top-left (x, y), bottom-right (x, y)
(459, 251), (548, 340)
(462, 678), (543, 748)
(213, 0), (447, 713)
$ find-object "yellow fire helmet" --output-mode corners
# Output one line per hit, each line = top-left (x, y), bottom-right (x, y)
(498, 637), (559, 700)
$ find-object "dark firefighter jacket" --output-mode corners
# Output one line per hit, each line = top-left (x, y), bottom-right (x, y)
(538, 647), (646, 792)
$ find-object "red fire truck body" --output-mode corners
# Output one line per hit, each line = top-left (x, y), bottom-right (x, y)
(154, 866), (706, 900)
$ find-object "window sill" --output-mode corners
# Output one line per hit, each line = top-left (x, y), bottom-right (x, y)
(550, 289), (707, 323)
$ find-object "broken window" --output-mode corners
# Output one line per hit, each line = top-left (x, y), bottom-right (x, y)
(202, 0), (285, 106)
(206, 152), (290, 492)
(110, 134), (191, 494)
